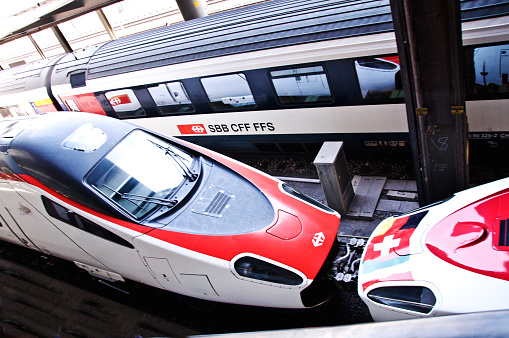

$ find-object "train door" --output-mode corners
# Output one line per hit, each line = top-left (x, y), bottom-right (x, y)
(0, 180), (37, 248)
(39, 195), (152, 284)
(1, 178), (107, 268)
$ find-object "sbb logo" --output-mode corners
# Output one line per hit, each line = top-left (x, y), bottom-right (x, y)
(177, 124), (207, 135)
(312, 232), (325, 247)
(191, 125), (205, 133)
(108, 94), (131, 106)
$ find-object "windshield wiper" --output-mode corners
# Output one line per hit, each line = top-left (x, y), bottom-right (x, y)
(148, 140), (198, 181)
(102, 184), (177, 207)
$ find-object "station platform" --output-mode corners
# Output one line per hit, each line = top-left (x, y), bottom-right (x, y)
(0, 251), (198, 337)
(278, 176), (419, 238)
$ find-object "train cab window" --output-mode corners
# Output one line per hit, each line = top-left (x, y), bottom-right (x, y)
(104, 89), (146, 117)
(41, 196), (134, 249)
(466, 43), (509, 98)
(147, 82), (194, 114)
(86, 130), (196, 220)
(355, 57), (404, 100)
(200, 73), (256, 110)
(270, 66), (332, 105)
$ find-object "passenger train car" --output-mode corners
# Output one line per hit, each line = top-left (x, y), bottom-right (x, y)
(0, 112), (341, 308)
(358, 177), (509, 321)
(0, 0), (508, 155)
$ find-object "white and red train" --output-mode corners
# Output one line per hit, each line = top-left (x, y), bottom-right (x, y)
(0, 111), (341, 308)
(3, 110), (509, 318)
(358, 177), (509, 321)
(0, 0), (508, 155)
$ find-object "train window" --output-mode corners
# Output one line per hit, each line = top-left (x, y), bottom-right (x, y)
(200, 73), (256, 110)
(466, 43), (509, 98)
(104, 89), (146, 117)
(41, 196), (134, 249)
(70, 72), (86, 88)
(86, 130), (196, 219)
(147, 82), (194, 114)
(62, 123), (107, 152)
(65, 99), (81, 112)
(355, 57), (404, 100)
(0, 108), (11, 118)
(0, 106), (30, 117)
(270, 66), (332, 105)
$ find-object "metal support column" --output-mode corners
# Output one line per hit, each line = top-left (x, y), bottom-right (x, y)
(51, 26), (73, 53)
(390, 0), (469, 205)
(175, 0), (207, 21)
(28, 35), (46, 59)
(96, 8), (116, 41)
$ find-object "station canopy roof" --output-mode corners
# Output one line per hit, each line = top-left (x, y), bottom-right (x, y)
(0, 0), (122, 43)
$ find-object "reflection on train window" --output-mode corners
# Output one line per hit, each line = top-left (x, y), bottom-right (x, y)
(86, 130), (194, 219)
(147, 82), (194, 114)
(201, 73), (256, 110)
(0, 108), (14, 118)
(471, 44), (509, 96)
(270, 66), (332, 104)
(104, 89), (145, 117)
(65, 99), (81, 112)
(355, 57), (403, 100)
(0, 105), (31, 118)
(41, 196), (134, 248)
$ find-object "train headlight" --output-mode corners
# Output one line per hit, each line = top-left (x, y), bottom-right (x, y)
(367, 286), (436, 314)
(233, 256), (303, 286)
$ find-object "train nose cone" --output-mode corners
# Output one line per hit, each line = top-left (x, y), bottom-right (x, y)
(266, 210), (302, 240)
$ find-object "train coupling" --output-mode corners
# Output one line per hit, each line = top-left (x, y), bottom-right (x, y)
(328, 235), (367, 289)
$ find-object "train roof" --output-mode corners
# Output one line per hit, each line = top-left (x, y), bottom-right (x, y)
(61, 0), (509, 81)
(1, 112), (136, 218)
(0, 57), (62, 95)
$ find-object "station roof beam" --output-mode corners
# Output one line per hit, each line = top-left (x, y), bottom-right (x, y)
(175, 0), (207, 21)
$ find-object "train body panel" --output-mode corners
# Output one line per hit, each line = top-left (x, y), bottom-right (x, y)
(358, 177), (509, 321)
(132, 234), (311, 308)
(127, 104), (409, 138)
(0, 112), (340, 309)
(1, 0), (508, 154)
(466, 99), (509, 133)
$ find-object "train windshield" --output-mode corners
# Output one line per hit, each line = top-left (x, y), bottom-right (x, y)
(86, 130), (196, 219)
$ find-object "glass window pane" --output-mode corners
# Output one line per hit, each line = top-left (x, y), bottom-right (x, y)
(102, 0), (182, 38)
(201, 73), (256, 110)
(147, 82), (194, 114)
(65, 99), (81, 112)
(0, 37), (42, 68)
(473, 44), (509, 95)
(355, 57), (403, 100)
(52, 203), (71, 222)
(270, 66), (332, 104)
(87, 130), (194, 219)
(57, 12), (110, 50)
(62, 123), (107, 153)
(31, 29), (66, 58)
(104, 89), (145, 117)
